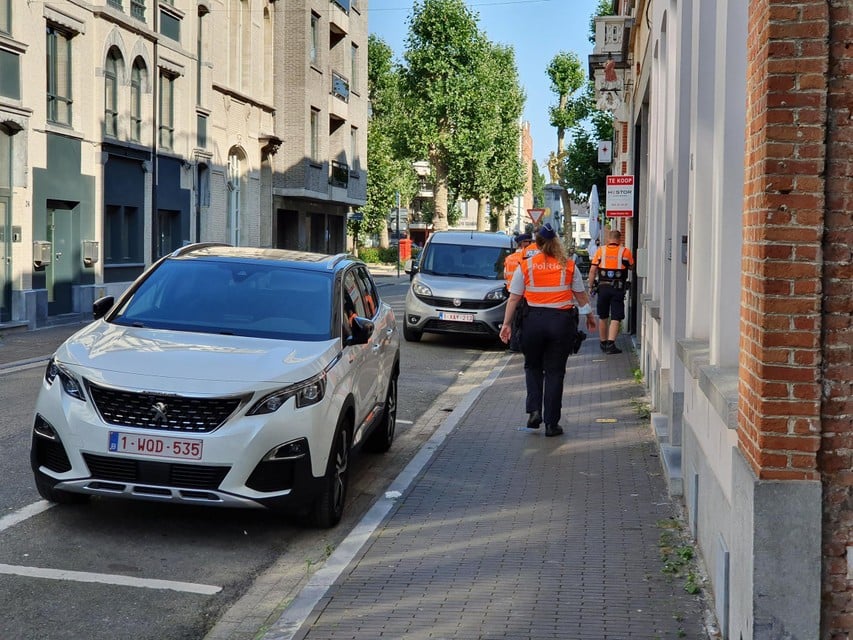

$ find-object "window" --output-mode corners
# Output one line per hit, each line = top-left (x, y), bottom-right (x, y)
(46, 26), (73, 126)
(350, 44), (358, 93)
(108, 0), (123, 10)
(309, 13), (318, 64)
(227, 150), (242, 245)
(309, 108), (319, 162)
(105, 205), (142, 264)
(0, 48), (20, 100)
(159, 10), (180, 42)
(104, 49), (120, 137)
(1, 0), (11, 34)
(350, 127), (357, 172)
(196, 113), (207, 148)
(130, 0), (145, 21)
(130, 60), (144, 141)
(158, 72), (174, 149)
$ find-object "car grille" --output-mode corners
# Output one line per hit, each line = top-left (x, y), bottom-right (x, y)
(423, 319), (495, 335)
(82, 453), (230, 490)
(87, 382), (245, 433)
(415, 295), (503, 310)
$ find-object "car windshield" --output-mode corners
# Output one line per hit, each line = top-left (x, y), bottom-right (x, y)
(419, 243), (512, 280)
(111, 258), (334, 341)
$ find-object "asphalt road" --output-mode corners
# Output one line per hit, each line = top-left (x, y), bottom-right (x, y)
(0, 280), (506, 640)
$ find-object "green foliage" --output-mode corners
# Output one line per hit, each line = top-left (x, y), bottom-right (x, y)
(531, 162), (545, 208)
(562, 126), (611, 202)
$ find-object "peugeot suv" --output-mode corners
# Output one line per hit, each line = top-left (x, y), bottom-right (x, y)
(403, 231), (515, 342)
(30, 244), (400, 528)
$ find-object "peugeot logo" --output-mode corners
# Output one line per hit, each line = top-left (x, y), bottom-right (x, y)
(453, 298), (462, 307)
(150, 401), (169, 425)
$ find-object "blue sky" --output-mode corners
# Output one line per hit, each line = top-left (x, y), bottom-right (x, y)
(366, 0), (602, 174)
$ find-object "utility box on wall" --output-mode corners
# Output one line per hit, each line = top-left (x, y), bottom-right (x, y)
(82, 241), (99, 267)
(33, 241), (52, 269)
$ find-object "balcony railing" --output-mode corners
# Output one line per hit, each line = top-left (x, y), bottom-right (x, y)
(331, 72), (349, 103)
(330, 160), (349, 188)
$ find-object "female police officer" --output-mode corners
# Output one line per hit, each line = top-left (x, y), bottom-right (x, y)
(499, 224), (596, 436)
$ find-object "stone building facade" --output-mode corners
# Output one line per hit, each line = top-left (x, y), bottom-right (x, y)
(0, 0), (366, 329)
(591, 0), (851, 638)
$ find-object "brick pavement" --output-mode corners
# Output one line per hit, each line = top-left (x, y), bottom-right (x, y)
(276, 336), (711, 640)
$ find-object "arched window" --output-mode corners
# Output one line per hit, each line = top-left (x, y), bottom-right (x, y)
(104, 48), (121, 137)
(227, 149), (245, 245)
(130, 58), (145, 142)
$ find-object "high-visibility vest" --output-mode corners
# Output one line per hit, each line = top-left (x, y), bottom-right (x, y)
(504, 247), (537, 284)
(592, 244), (633, 282)
(520, 253), (576, 309)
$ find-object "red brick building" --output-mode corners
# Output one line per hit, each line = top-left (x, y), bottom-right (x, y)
(594, 1), (852, 637)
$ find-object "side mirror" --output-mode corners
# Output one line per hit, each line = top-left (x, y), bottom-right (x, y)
(93, 295), (115, 320)
(346, 316), (375, 346)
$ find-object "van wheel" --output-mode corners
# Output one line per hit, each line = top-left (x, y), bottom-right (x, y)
(403, 319), (422, 342)
(366, 371), (397, 453)
(312, 421), (350, 528)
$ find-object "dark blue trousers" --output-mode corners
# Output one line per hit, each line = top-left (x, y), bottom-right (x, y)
(521, 307), (577, 427)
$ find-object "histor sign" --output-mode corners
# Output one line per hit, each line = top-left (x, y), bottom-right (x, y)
(605, 175), (634, 218)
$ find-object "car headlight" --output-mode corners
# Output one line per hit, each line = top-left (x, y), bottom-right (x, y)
(485, 286), (508, 301)
(44, 357), (86, 401)
(247, 372), (327, 415)
(412, 281), (433, 297)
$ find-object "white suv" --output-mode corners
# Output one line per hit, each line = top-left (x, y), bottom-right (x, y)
(30, 245), (400, 528)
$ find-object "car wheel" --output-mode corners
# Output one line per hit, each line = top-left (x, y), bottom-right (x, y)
(34, 473), (89, 505)
(312, 421), (351, 528)
(366, 371), (398, 453)
(403, 318), (422, 342)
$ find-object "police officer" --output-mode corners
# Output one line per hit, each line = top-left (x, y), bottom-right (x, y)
(503, 233), (536, 353)
(588, 228), (635, 354)
(499, 224), (596, 436)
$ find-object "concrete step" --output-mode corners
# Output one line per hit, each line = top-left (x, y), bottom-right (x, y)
(661, 443), (684, 497)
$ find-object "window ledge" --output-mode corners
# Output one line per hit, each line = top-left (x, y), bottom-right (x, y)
(642, 295), (660, 320)
(698, 364), (739, 430)
(677, 339), (710, 380)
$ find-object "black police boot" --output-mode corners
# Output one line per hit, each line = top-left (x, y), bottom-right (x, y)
(604, 340), (623, 354)
(545, 424), (564, 437)
(599, 341), (607, 352)
(526, 411), (542, 429)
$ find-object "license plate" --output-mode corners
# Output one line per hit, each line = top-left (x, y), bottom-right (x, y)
(438, 311), (474, 322)
(108, 432), (203, 460)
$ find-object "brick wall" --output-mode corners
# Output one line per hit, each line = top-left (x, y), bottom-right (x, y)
(740, 0), (827, 482)
(821, 2), (853, 637)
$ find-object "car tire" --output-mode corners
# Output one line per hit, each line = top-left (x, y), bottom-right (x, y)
(312, 419), (351, 528)
(366, 370), (398, 453)
(403, 319), (422, 342)
(34, 473), (89, 505)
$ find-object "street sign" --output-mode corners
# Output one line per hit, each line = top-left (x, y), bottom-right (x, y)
(598, 141), (612, 164)
(605, 175), (634, 218)
(527, 208), (547, 225)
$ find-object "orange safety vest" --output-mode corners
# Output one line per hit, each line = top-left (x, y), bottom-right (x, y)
(592, 244), (633, 282)
(520, 253), (576, 309)
(504, 247), (538, 285)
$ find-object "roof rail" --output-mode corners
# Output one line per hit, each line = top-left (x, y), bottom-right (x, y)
(169, 242), (231, 258)
(327, 253), (353, 269)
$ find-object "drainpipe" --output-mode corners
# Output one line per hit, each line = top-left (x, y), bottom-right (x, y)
(151, 0), (159, 264)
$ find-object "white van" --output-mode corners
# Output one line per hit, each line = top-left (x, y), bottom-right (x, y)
(403, 231), (516, 342)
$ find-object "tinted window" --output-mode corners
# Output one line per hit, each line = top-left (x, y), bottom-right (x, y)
(419, 243), (512, 280)
(112, 258), (333, 341)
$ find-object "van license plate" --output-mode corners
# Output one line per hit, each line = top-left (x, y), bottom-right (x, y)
(108, 432), (203, 460)
(439, 312), (474, 322)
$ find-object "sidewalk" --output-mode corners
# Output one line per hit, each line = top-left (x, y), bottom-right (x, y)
(264, 336), (713, 640)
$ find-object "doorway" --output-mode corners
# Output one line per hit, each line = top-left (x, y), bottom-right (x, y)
(46, 203), (75, 315)
(0, 197), (9, 323)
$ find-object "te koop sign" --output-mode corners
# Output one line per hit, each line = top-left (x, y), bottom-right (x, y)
(605, 175), (635, 218)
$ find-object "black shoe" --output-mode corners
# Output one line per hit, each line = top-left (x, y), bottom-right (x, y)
(526, 411), (542, 428)
(545, 424), (564, 437)
(604, 341), (623, 354)
(599, 341), (607, 352)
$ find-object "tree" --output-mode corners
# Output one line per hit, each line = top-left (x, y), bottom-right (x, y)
(545, 51), (586, 245)
(562, 83), (613, 202)
(449, 42), (525, 231)
(399, 0), (488, 231)
(361, 35), (416, 250)
(531, 162), (545, 208)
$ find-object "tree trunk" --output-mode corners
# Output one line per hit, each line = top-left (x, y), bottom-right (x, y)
(379, 226), (390, 249)
(560, 189), (574, 250)
(430, 149), (449, 231)
(476, 197), (487, 231)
